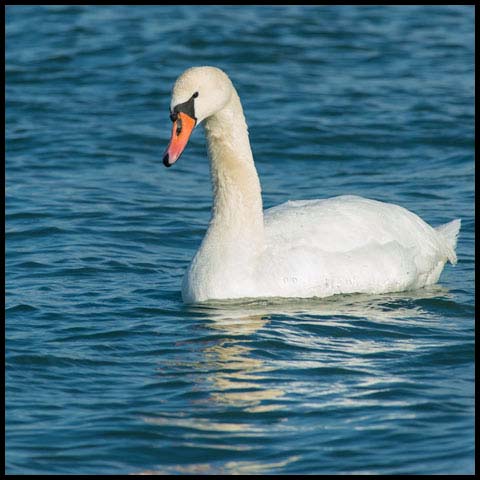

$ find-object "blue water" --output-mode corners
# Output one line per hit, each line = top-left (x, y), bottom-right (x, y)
(6, 5), (475, 475)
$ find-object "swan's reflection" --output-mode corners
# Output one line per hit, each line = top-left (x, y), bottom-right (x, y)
(202, 330), (284, 412)
(192, 284), (451, 325)
(142, 286), (453, 474)
(134, 454), (301, 475)
(187, 285), (452, 410)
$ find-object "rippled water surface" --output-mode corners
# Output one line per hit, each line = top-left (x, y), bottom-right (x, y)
(6, 5), (474, 474)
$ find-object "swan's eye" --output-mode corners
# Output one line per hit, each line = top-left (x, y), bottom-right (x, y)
(170, 92), (198, 125)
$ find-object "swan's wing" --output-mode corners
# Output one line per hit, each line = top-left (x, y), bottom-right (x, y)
(264, 195), (452, 268)
(258, 195), (455, 298)
(257, 237), (420, 297)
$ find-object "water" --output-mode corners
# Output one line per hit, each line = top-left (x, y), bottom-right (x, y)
(6, 5), (474, 474)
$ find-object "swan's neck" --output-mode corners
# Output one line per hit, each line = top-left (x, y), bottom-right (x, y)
(202, 89), (264, 257)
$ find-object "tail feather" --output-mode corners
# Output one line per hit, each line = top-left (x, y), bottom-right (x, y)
(435, 219), (461, 264)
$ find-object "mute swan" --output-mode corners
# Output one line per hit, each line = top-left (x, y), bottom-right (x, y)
(162, 66), (460, 304)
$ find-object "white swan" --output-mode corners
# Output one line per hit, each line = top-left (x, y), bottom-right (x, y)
(163, 66), (460, 304)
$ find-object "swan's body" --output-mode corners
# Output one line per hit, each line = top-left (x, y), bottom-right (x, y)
(163, 66), (460, 304)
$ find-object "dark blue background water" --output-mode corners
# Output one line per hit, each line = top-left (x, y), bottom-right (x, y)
(6, 5), (474, 474)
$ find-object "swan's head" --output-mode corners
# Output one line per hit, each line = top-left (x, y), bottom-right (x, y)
(163, 66), (233, 167)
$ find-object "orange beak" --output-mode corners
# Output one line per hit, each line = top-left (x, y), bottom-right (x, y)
(163, 112), (196, 167)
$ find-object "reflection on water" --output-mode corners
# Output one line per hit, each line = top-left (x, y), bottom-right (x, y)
(135, 454), (301, 475)
(204, 342), (284, 412)
(141, 286), (455, 474)
(193, 286), (451, 408)
(197, 311), (283, 411)
(153, 286), (452, 411)
(192, 285), (451, 325)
